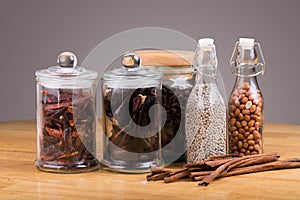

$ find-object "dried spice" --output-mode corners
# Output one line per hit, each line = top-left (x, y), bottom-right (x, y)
(146, 153), (300, 186)
(228, 38), (266, 156)
(36, 88), (98, 170)
(228, 82), (264, 155)
(185, 83), (227, 163)
(103, 87), (161, 166)
(161, 80), (194, 161)
(161, 86), (181, 146)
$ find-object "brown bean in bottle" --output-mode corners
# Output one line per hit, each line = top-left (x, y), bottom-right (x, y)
(228, 81), (263, 155)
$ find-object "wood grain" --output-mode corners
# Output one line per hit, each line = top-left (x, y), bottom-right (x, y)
(1, 120), (300, 199)
(135, 50), (194, 67)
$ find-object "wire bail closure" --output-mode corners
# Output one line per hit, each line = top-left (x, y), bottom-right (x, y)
(230, 42), (265, 77)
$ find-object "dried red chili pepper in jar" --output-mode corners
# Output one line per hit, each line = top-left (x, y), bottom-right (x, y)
(35, 52), (99, 173)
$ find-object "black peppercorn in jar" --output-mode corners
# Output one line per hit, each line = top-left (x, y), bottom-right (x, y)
(135, 50), (196, 163)
(101, 52), (164, 173)
(35, 51), (100, 173)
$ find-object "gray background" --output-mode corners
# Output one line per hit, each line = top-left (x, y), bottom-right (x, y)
(1, 0), (299, 125)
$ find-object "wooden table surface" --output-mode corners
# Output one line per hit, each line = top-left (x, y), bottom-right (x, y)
(1, 120), (300, 199)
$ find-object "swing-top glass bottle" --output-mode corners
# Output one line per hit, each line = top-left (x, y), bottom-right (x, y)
(185, 38), (227, 163)
(228, 38), (266, 156)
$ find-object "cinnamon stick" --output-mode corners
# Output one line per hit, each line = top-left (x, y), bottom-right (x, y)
(220, 160), (300, 178)
(146, 152), (300, 187)
(208, 153), (239, 160)
(197, 156), (248, 186)
(189, 171), (212, 178)
(147, 172), (169, 181)
(183, 160), (206, 168)
(149, 165), (177, 174)
(225, 153), (279, 172)
(164, 169), (189, 183)
(191, 153), (279, 181)
(236, 153), (279, 168)
(198, 153), (279, 186)
(187, 167), (208, 172)
(193, 175), (207, 181)
(204, 158), (234, 168)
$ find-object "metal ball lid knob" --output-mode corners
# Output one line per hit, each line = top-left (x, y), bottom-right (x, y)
(57, 51), (78, 68)
(122, 52), (140, 68)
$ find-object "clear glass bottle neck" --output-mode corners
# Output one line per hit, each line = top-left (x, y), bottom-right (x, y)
(231, 44), (263, 93)
(234, 64), (260, 77)
(236, 48), (258, 65)
(231, 43), (265, 77)
(195, 67), (217, 85)
(194, 45), (218, 67)
(194, 43), (218, 85)
(235, 47), (258, 77)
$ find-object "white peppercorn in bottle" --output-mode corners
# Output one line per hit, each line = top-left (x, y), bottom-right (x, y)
(185, 38), (227, 163)
(228, 38), (266, 156)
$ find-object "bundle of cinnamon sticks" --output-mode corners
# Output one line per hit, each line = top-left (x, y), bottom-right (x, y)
(146, 153), (300, 186)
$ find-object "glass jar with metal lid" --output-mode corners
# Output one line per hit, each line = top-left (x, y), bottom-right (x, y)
(101, 52), (164, 173)
(135, 50), (196, 163)
(35, 51), (99, 173)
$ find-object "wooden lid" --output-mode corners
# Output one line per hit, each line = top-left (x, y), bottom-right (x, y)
(134, 50), (194, 67)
